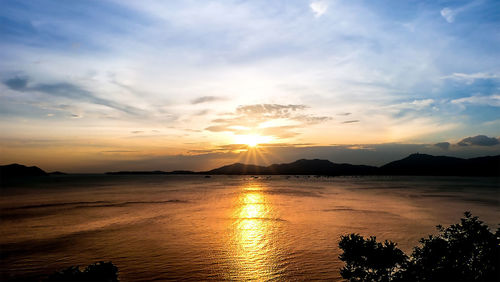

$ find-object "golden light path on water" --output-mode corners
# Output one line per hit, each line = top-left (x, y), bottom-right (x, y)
(230, 184), (284, 280)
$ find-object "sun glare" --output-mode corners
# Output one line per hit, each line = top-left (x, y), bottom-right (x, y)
(234, 134), (273, 147)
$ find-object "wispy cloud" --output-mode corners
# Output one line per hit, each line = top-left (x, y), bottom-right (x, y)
(310, 0), (328, 18)
(236, 104), (307, 118)
(391, 99), (435, 111)
(441, 1), (482, 23)
(441, 72), (499, 84)
(451, 94), (500, 108)
(192, 109), (210, 116)
(3, 76), (144, 115)
(342, 120), (359, 124)
(190, 96), (227, 104)
(440, 8), (457, 23)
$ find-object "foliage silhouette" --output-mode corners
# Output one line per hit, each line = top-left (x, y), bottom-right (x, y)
(45, 261), (118, 282)
(339, 234), (407, 281)
(339, 212), (500, 281)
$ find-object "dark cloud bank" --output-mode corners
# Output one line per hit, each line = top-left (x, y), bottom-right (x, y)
(434, 135), (500, 150)
(457, 135), (499, 147)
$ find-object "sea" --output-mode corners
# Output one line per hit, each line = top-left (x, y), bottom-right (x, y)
(1, 175), (498, 281)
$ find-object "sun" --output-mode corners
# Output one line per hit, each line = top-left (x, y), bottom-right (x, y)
(234, 134), (273, 147)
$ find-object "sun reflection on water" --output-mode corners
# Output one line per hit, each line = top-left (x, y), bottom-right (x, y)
(230, 183), (283, 281)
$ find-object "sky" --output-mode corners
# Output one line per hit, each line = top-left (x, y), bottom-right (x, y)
(1, 0), (499, 172)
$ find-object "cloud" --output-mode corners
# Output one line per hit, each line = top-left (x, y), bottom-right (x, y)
(236, 104), (307, 118)
(434, 142), (450, 150)
(457, 135), (500, 147)
(410, 99), (435, 108)
(441, 72), (499, 84)
(4, 76), (28, 90)
(293, 115), (331, 124)
(342, 120), (359, 124)
(190, 96), (226, 104)
(193, 109), (210, 116)
(3, 76), (143, 115)
(216, 144), (250, 151)
(310, 0), (328, 18)
(204, 104), (330, 139)
(440, 8), (456, 23)
(441, 1), (482, 23)
(451, 94), (500, 108)
(204, 125), (229, 132)
(391, 99), (435, 111)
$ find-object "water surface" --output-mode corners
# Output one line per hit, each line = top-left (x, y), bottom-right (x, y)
(1, 175), (498, 281)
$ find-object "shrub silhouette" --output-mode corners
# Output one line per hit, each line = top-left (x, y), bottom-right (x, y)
(339, 234), (407, 281)
(339, 212), (499, 281)
(45, 261), (118, 282)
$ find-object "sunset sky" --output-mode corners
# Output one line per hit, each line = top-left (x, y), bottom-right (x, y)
(1, 0), (499, 172)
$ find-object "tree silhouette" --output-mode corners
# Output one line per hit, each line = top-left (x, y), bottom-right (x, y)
(339, 212), (500, 281)
(339, 234), (407, 281)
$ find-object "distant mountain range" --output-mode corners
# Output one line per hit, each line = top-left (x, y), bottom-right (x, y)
(1, 154), (499, 183)
(203, 159), (378, 175)
(203, 154), (499, 176)
(379, 154), (500, 176)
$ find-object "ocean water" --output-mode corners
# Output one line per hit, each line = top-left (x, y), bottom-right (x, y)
(0, 175), (498, 281)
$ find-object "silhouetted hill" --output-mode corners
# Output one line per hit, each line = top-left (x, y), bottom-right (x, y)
(6, 154), (498, 180)
(205, 159), (378, 176)
(170, 170), (197, 175)
(49, 171), (67, 175)
(269, 159), (377, 175)
(105, 170), (196, 175)
(205, 154), (499, 176)
(0, 163), (48, 184)
(205, 163), (267, 174)
(106, 170), (169, 175)
(465, 155), (500, 176)
(380, 153), (500, 176)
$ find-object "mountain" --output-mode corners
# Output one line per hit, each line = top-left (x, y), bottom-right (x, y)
(204, 159), (378, 176)
(49, 171), (67, 175)
(105, 170), (196, 175)
(379, 153), (500, 176)
(0, 163), (48, 184)
(5, 154), (498, 180)
(106, 170), (170, 175)
(205, 154), (499, 176)
(268, 159), (377, 175)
